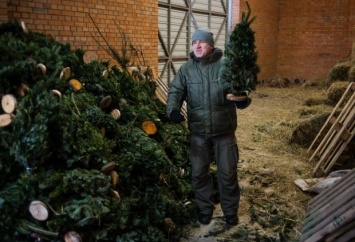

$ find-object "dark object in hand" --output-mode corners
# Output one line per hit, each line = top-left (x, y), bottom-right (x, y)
(235, 97), (252, 109)
(170, 110), (185, 123)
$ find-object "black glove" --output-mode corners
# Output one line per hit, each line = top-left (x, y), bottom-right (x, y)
(235, 97), (252, 109)
(170, 110), (185, 123)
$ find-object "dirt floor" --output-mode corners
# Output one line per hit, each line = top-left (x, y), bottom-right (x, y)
(182, 83), (336, 241)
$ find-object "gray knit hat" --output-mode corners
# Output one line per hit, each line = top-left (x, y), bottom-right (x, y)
(192, 28), (214, 47)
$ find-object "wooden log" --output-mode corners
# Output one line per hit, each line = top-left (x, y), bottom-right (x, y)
(64, 231), (82, 242)
(100, 96), (112, 109)
(36, 63), (46, 76)
(16, 83), (29, 97)
(142, 120), (157, 135)
(110, 109), (121, 120)
(21, 21), (28, 34)
(29, 201), (49, 221)
(0, 113), (12, 127)
(60, 67), (71, 80)
(69, 79), (83, 91)
(51, 90), (62, 100)
(1, 94), (17, 114)
(101, 162), (116, 174)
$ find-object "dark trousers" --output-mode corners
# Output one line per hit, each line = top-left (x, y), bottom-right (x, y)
(189, 132), (240, 216)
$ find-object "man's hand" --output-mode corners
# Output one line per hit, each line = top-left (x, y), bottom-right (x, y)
(226, 93), (247, 101)
(170, 110), (186, 123)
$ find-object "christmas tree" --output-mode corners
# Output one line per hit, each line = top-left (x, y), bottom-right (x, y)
(221, 1), (260, 96)
(0, 20), (196, 241)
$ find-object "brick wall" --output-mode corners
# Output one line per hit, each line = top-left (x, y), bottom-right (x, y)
(2, 0), (158, 71)
(1, 0), (354, 81)
(0, 0), (8, 22)
(277, 0), (352, 81)
(233, 0), (353, 82)
(350, 1), (355, 44)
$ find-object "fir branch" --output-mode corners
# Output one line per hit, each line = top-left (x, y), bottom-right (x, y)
(88, 13), (132, 70)
(71, 92), (81, 115)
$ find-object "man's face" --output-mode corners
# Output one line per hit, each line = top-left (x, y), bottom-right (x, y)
(192, 40), (213, 58)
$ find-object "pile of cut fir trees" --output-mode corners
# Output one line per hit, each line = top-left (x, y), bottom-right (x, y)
(0, 20), (196, 241)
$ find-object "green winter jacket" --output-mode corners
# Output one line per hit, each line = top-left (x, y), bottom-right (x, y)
(166, 48), (237, 137)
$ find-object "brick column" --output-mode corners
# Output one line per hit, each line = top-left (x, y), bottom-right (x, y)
(0, 0), (8, 23)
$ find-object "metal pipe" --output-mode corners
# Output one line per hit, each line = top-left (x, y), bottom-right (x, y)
(227, 0), (232, 38)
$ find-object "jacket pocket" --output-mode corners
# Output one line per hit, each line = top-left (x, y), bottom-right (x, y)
(186, 78), (202, 108)
(210, 78), (227, 106)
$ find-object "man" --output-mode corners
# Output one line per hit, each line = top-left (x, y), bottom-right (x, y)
(167, 28), (249, 226)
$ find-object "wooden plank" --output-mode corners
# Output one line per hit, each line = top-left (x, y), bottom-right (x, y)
(303, 184), (354, 227)
(307, 169), (355, 209)
(306, 176), (355, 214)
(309, 89), (355, 162)
(341, 129), (352, 142)
(322, 124), (354, 175)
(334, 228), (355, 242)
(312, 107), (355, 177)
(155, 88), (167, 104)
(325, 219), (355, 242)
(300, 200), (355, 242)
(301, 169), (355, 242)
(332, 120), (343, 132)
(308, 82), (355, 153)
(333, 228), (355, 242)
(317, 93), (355, 157)
(156, 77), (170, 93)
(311, 95), (355, 177)
(154, 77), (187, 119)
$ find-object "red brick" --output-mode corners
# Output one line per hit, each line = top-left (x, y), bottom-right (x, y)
(17, 6), (31, 13)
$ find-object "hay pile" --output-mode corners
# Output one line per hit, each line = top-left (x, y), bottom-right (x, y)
(262, 75), (290, 88)
(325, 60), (353, 87)
(326, 81), (351, 105)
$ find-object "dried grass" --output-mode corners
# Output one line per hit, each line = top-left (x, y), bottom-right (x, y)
(290, 112), (331, 147)
(349, 65), (355, 83)
(301, 78), (326, 89)
(303, 97), (327, 106)
(325, 60), (353, 87)
(326, 81), (350, 105)
(233, 84), (338, 240)
(298, 106), (329, 117)
(263, 75), (290, 88)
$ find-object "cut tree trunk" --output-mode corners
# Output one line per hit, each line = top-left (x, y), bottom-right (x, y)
(29, 200), (49, 221)
(1, 94), (17, 114)
(0, 113), (12, 127)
